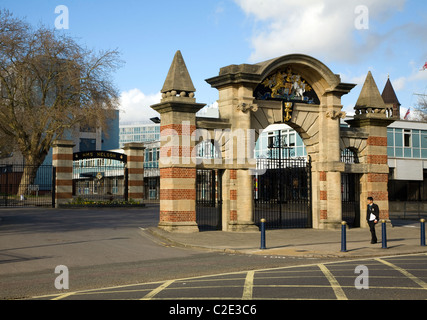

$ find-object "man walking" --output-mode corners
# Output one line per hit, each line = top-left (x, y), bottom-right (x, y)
(367, 197), (380, 244)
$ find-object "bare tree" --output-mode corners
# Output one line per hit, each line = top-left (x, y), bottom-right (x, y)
(414, 95), (427, 121)
(0, 10), (122, 195)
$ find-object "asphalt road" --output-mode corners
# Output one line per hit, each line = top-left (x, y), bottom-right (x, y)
(2, 206), (426, 305)
(0, 205), (334, 300)
(31, 253), (427, 301)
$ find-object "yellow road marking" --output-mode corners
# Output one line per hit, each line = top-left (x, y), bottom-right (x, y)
(242, 271), (255, 300)
(318, 264), (348, 300)
(51, 292), (75, 300)
(376, 258), (427, 289)
(141, 280), (174, 300)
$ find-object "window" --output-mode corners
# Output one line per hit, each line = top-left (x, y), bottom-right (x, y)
(404, 129), (411, 147)
(341, 148), (359, 164)
(289, 133), (296, 147)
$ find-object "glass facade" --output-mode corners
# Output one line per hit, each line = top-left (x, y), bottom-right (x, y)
(388, 127), (427, 159)
(144, 147), (160, 169)
(255, 126), (307, 159)
(119, 123), (160, 147)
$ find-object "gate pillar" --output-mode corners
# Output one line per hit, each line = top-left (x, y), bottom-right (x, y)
(347, 72), (394, 227)
(52, 140), (75, 208)
(123, 143), (145, 203)
(151, 50), (205, 233)
(313, 92), (347, 229)
(210, 70), (260, 232)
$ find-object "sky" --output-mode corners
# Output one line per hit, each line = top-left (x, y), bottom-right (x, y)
(1, 0), (427, 123)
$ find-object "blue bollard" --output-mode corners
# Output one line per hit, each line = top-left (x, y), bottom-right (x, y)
(260, 219), (266, 250)
(341, 221), (347, 252)
(381, 220), (388, 249)
(421, 219), (426, 247)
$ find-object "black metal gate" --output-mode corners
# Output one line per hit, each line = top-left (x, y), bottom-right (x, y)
(0, 164), (55, 208)
(196, 169), (222, 231)
(72, 152), (128, 204)
(341, 173), (360, 227)
(254, 156), (312, 229)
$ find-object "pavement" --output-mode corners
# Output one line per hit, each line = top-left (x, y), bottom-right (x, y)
(146, 219), (427, 258)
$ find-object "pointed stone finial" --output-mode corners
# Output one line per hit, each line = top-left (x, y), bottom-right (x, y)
(161, 50), (196, 100)
(354, 71), (387, 117)
(382, 77), (401, 107)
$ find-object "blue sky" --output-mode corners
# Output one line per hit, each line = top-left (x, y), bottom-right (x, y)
(2, 0), (427, 122)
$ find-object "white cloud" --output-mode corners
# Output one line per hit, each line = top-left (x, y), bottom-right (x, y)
(234, 0), (406, 63)
(119, 89), (161, 123)
(392, 76), (407, 91)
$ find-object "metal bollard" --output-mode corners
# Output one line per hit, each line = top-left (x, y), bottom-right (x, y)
(341, 221), (347, 252)
(381, 220), (387, 249)
(260, 219), (266, 250)
(421, 219), (426, 247)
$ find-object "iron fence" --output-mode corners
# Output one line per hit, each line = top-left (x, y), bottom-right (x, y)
(196, 169), (222, 231)
(72, 159), (128, 204)
(341, 173), (360, 227)
(0, 164), (54, 208)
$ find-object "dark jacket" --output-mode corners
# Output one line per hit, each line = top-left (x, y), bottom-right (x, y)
(366, 203), (380, 222)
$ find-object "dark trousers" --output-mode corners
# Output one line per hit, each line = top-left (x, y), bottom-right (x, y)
(368, 221), (377, 243)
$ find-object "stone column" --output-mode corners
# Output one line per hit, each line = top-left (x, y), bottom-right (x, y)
(123, 143), (145, 203)
(151, 50), (205, 233)
(314, 93), (347, 229)
(358, 129), (391, 227)
(347, 71), (395, 227)
(154, 114), (202, 233)
(52, 140), (75, 208)
(218, 86), (259, 232)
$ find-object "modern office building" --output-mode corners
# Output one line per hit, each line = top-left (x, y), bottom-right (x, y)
(119, 122), (160, 148)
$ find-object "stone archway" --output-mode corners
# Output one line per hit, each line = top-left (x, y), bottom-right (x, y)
(206, 54), (356, 230)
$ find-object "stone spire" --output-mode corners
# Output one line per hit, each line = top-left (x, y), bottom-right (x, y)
(354, 71), (388, 117)
(382, 76), (401, 119)
(161, 50), (196, 101)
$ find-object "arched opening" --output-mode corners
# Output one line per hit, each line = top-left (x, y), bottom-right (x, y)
(253, 124), (312, 229)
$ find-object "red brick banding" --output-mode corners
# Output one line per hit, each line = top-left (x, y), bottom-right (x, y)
(128, 168), (144, 175)
(128, 180), (144, 187)
(367, 136), (387, 146)
(160, 146), (194, 158)
(55, 167), (73, 173)
(319, 171), (327, 181)
(53, 154), (73, 161)
(367, 173), (388, 183)
(127, 156), (144, 162)
(55, 180), (73, 186)
(230, 210), (237, 221)
(367, 191), (388, 201)
(320, 190), (327, 200)
(161, 189), (196, 200)
(161, 124), (197, 135)
(320, 210), (328, 220)
(160, 211), (196, 222)
(160, 168), (196, 179)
